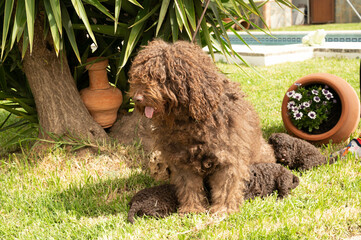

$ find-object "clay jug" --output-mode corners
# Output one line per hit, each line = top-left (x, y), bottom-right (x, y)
(80, 57), (123, 128)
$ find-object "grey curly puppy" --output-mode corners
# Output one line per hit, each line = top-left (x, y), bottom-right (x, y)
(268, 133), (337, 171)
(128, 163), (298, 223)
(127, 184), (178, 224)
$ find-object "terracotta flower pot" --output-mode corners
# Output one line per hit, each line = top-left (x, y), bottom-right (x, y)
(281, 73), (360, 144)
(80, 57), (123, 128)
(223, 18), (250, 30)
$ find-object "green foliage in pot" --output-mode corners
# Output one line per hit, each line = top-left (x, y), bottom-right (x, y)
(286, 84), (337, 133)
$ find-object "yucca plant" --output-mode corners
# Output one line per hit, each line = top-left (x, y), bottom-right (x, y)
(0, 0), (293, 146)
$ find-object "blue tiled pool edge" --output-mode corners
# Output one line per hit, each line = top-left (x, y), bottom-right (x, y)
(228, 30), (361, 45)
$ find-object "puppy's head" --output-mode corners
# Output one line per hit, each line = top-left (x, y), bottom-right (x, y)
(128, 39), (223, 122)
(268, 133), (294, 166)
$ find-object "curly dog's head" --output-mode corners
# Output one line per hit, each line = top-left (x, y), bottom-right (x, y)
(128, 39), (224, 122)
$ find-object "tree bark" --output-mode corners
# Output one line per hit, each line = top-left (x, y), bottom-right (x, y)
(22, 18), (108, 143)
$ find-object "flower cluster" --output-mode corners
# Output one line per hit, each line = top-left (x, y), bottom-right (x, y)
(286, 83), (336, 133)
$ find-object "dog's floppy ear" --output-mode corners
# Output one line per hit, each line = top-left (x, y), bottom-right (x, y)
(188, 75), (222, 121)
(165, 41), (223, 121)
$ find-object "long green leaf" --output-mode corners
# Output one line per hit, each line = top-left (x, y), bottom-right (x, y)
(0, 64), (7, 90)
(0, 96), (34, 106)
(11, 98), (36, 114)
(1, 0), (15, 59)
(194, 0), (213, 57)
(248, 0), (268, 28)
(43, 0), (61, 55)
(209, 2), (231, 47)
(128, 0), (142, 8)
(0, 113), (12, 129)
(129, 3), (160, 28)
(229, 27), (251, 48)
(276, 0), (295, 8)
(114, 0), (122, 33)
(72, 24), (128, 37)
(10, 0), (26, 50)
(61, 4), (81, 62)
(49, 0), (62, 35)
(169, 2), (178, 42)
(229, 0), (243, 18)
(24, 0), (35, 54)
(174, 1), (183, 32)
(213, 0), (227, 12)
(155, 0), (170, 36)
(208, 19), (231, 62)
(183, 0), (196, 30)
(3, 124), (38, 146)
(117, 0), (151, 73)
(0, 104), (28, 116)
(156, 12), (172, 40)
(21, 26), (29, 59)
(83, 0), (114, 20)
(0, 120), (27, 133)
(70, 0), (97, 46)
(174, 0), (192, 39)
(234, 0), (258, 15)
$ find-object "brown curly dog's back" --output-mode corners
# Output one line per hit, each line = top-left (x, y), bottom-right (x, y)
(129, 39), (276, 214)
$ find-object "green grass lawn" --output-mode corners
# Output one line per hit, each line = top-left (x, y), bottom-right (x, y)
(1, 57), (361, 239)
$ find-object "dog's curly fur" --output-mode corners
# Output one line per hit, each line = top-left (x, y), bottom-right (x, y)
(268, 133), (337, 171)
(128, 39), (276, 214)
(128, 163), (299, 222)
(245, 163), (299, 200)
(127, 184), (178, 223)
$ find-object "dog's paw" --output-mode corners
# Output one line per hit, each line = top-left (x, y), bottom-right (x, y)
(209, 204), (238, 215)
(178, 205), (207, 216)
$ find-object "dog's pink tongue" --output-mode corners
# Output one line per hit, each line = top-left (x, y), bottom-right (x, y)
(145, 106), (154, 119)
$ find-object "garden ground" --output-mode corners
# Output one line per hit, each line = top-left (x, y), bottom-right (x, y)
(0, 57), (361, 239)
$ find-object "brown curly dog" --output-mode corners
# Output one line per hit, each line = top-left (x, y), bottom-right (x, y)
(128, 39), (276, 214)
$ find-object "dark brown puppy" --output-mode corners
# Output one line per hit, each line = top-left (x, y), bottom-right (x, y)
(128, 163), (299, 223)
(128, 39), (276, 214)
(268, 133), (336, 171)
(245, 163), (299, 200)
(127, 184), (178, 224)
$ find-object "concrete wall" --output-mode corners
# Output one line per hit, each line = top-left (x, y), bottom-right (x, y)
(335, 0), (361, 23)
(265, 0), (293, 28)
(293, 0), (308, 8)
(248, 0), (292, 29)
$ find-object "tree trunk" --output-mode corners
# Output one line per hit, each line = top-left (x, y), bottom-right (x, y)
(22, 18), (108, 144)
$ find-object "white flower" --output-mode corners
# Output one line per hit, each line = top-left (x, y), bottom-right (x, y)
(308, 111), (317, 119)
(302, 102), (310, 108)
(325, 93), (334, 100)
(293, 93), (302, 101)
(311, 89), (319, 95)
(293, 111), (303, 120)
(322, 89), (329, 95)
(291, 106), (299, 112)
(287, 101), (296, 110)
(295, 83), (302, 86)
(286, 90), (295, 98)
(313, 96), (321, 102)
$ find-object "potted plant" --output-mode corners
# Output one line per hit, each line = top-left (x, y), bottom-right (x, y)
(281, 73), (360, 144)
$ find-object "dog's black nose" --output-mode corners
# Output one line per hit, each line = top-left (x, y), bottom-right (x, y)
(133, 94), (144, 103)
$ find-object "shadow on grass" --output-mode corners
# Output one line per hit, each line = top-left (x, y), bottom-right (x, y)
(262, 124), (287, 140)
(47, 172), (158, 218)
